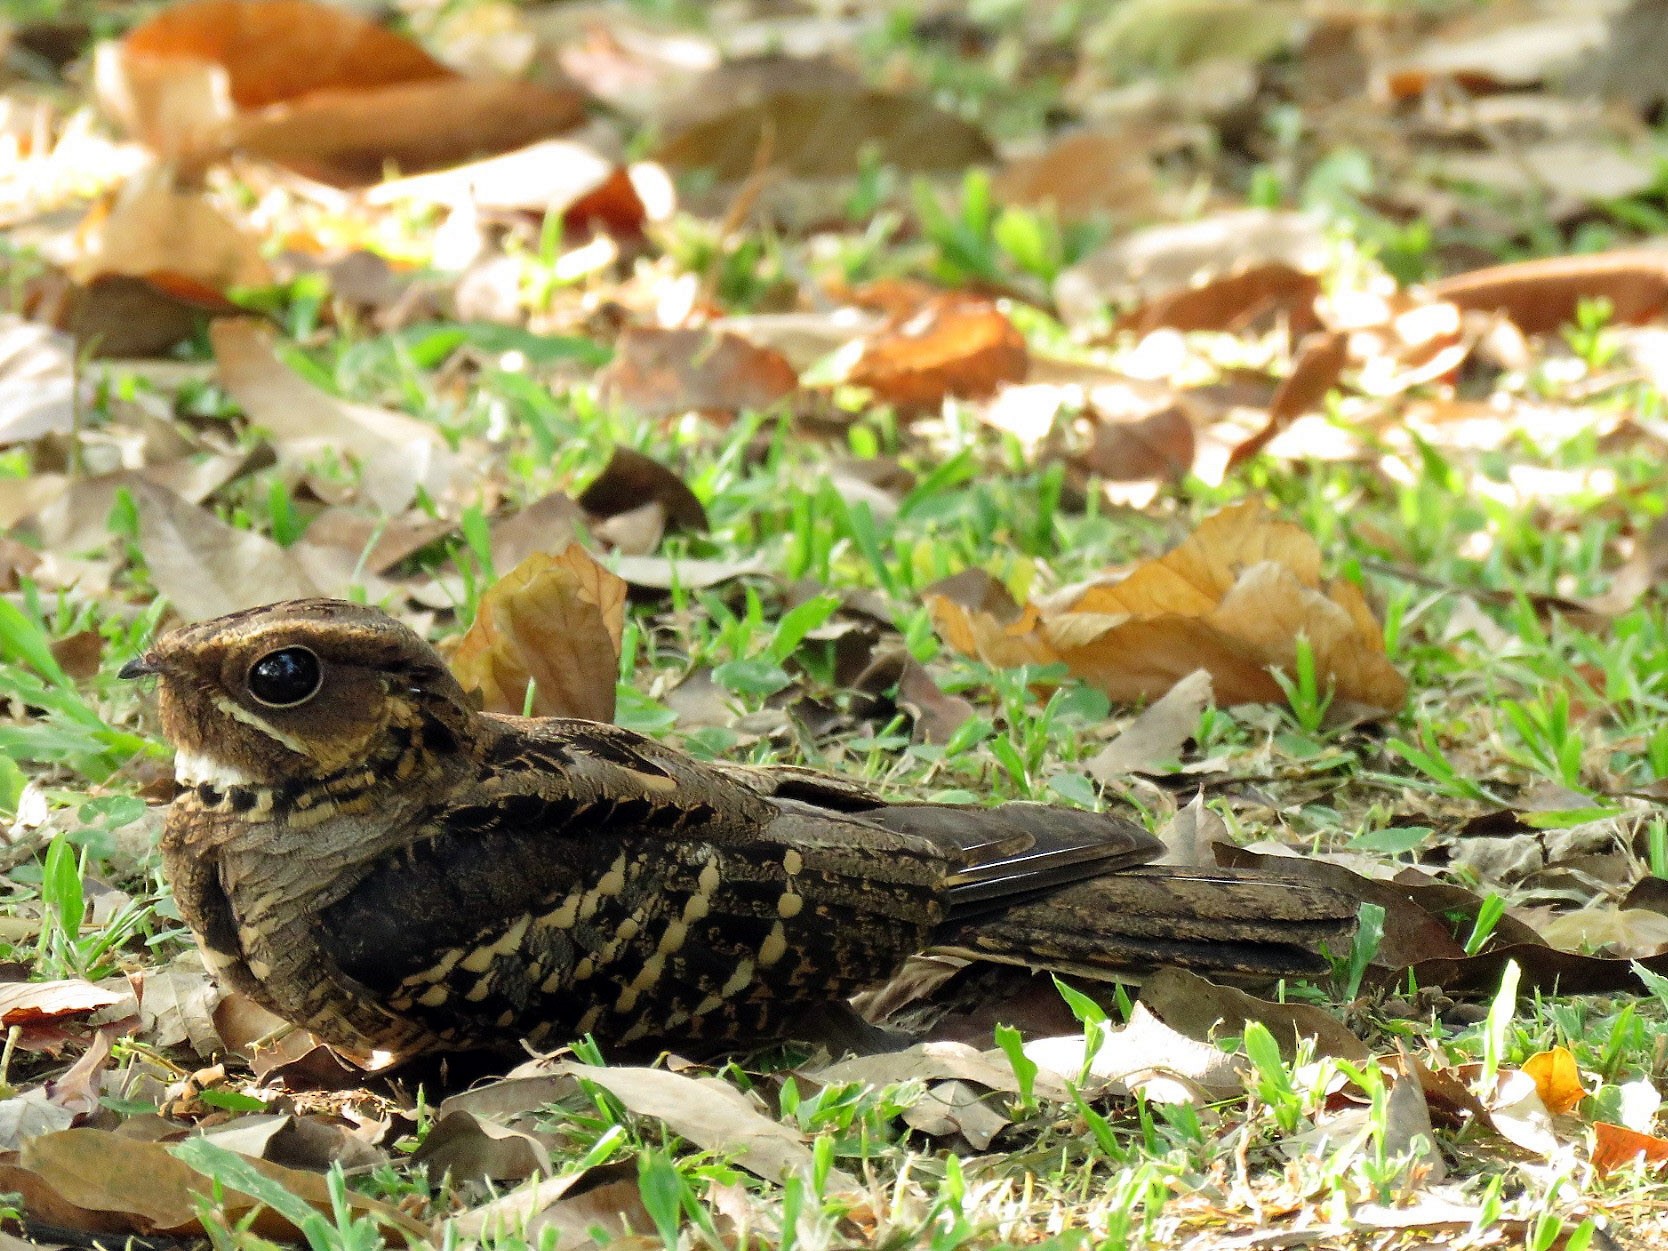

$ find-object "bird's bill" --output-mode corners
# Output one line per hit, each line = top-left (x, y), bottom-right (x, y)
(118, 655), (162, 679)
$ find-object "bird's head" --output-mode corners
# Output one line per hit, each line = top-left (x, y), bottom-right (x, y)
(121, 599), (475, 791)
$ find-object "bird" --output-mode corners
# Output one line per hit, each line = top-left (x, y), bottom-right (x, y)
(119, 598), (1358, 1064)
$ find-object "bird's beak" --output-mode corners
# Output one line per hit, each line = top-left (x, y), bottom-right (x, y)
(118, 655), (162, 680)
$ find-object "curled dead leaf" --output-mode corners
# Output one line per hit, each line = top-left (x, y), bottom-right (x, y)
(1522, 1045), (1585, 1116)
(450, 545), (626, 722)
(928, 501), (1406, 713)
(1429, 250), (1668, 336)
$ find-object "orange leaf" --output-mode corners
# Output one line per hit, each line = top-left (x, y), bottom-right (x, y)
(1592, 1122), (1668, 1176)
(121, 0), (451, 112)
(848, 296), (1027, 414)
(451, 546), (627, 722)
(1522, 1046), (1585, 1116)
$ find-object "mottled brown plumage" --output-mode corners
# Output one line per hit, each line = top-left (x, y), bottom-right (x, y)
(121, 599), (1356, 1062)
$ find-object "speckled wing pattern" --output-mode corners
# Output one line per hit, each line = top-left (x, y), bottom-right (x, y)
(310, 716), (1169, 1050)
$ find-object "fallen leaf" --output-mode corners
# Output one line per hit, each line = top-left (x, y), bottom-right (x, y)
(1025, 1003), (1244, 1104)
(1429, 251), (1668, 336)
(117, 0), (452, 113)
(1087, 668), (1212, 780)
(901, 1079), (1009, 1150)
(230, 77), (588, 186)
(599, 326), (798, 418)
(211, 318), (456, 514)
(70, 164), (269, 295)
(1522, 1046), (1585, 1116)
(1, 1128), (421, 1240)
(1078, 402), (1196, 485)
(370, 139), (651, 238)
(1138, 967), (1367, 1062)
(455, 1163), (649, 1246)
(1227, 330), (1348, 469)
(1057, 209), (1328, 325)
(1594, 1121), (1668, 1176)
(894, 658), (975, 745)
(991, 127), (1161, 225)
(1119, 261), (1320, 336)
(410, 1109), (551, 1185)
(0, 979), (128, 1032)
(450, 545), (626, 721)
(551, 1062), (852, 1187)
(98, 0), (585, 183)
(132, 482), (323, 621)
(846, 296), (1028, 414)
(656, 88), (992, 180)
(578, 446), (708, 534)
(0, 318), (80, 446)
(928, 501), (1407, 713)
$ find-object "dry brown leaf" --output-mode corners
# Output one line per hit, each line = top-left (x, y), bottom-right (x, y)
(98, 0), (584, 184)
(0, 979), (127, 1031)
(991, 127), (1161, 226)
(132, 481), (322, 621)
(656, 88), (992, 180)
(1087, 668), (1212, 780)
(0, 317), (79, 446)
(451, 545), (626, 722)
(1522, 1046), (1585, 1116)
(118, 0), (452, 112)
(599, 326), (798, 419)
(409, 1109), (552, 1185)
(1227, 329), (1348, 470)
(1057, 209), (1328, 325)
(1429, 251), (1668, 336)
(578, 446), (708, 534)
(551, 1062), (852, 1187)
(211, 318), (455, 514)
(70, 164), (269, 294)
(1119, 261), (1320, 336)
(847, 296), (1028, 414)
(230, 77), (588, 186)
(0, 1128), (421, 1240)
(1078, 402), (1196, 484)
(456, 1164), (649, 1246)
(928, 501), (1406, 713)
(1139, 967), (1368, 1063)
(370, 139), (652, 238)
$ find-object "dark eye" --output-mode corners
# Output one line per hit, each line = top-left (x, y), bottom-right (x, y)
(247, 647), (322, 707)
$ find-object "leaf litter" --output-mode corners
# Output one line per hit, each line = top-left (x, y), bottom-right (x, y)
(9, 0), (1668, 1245)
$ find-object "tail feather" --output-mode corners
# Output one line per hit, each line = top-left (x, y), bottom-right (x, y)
(858, 802), (1162, 916)
(937, 867), (1360, 982)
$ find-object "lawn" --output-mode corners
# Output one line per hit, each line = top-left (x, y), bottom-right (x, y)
(3, 0), (1668, 1247)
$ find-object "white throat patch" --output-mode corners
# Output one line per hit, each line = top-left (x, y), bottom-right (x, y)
(174, 749), (259, 790)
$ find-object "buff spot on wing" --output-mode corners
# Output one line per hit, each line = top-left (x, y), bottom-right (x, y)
(539, 892), (581, 931)
(459, 916), (529, 975)
(719, 958), (755, 998)
(758, 922), (788, 967)
(658, 920), (688, 955)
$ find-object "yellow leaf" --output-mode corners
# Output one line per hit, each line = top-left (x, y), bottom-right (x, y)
(451, 545), (626, 722)
(1522, 1046), (1585, 1116)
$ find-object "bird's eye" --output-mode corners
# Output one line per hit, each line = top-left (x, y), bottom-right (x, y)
(247, 647), (322, 707)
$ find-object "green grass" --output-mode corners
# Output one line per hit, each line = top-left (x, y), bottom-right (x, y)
(12, 0), (1668, 1246)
